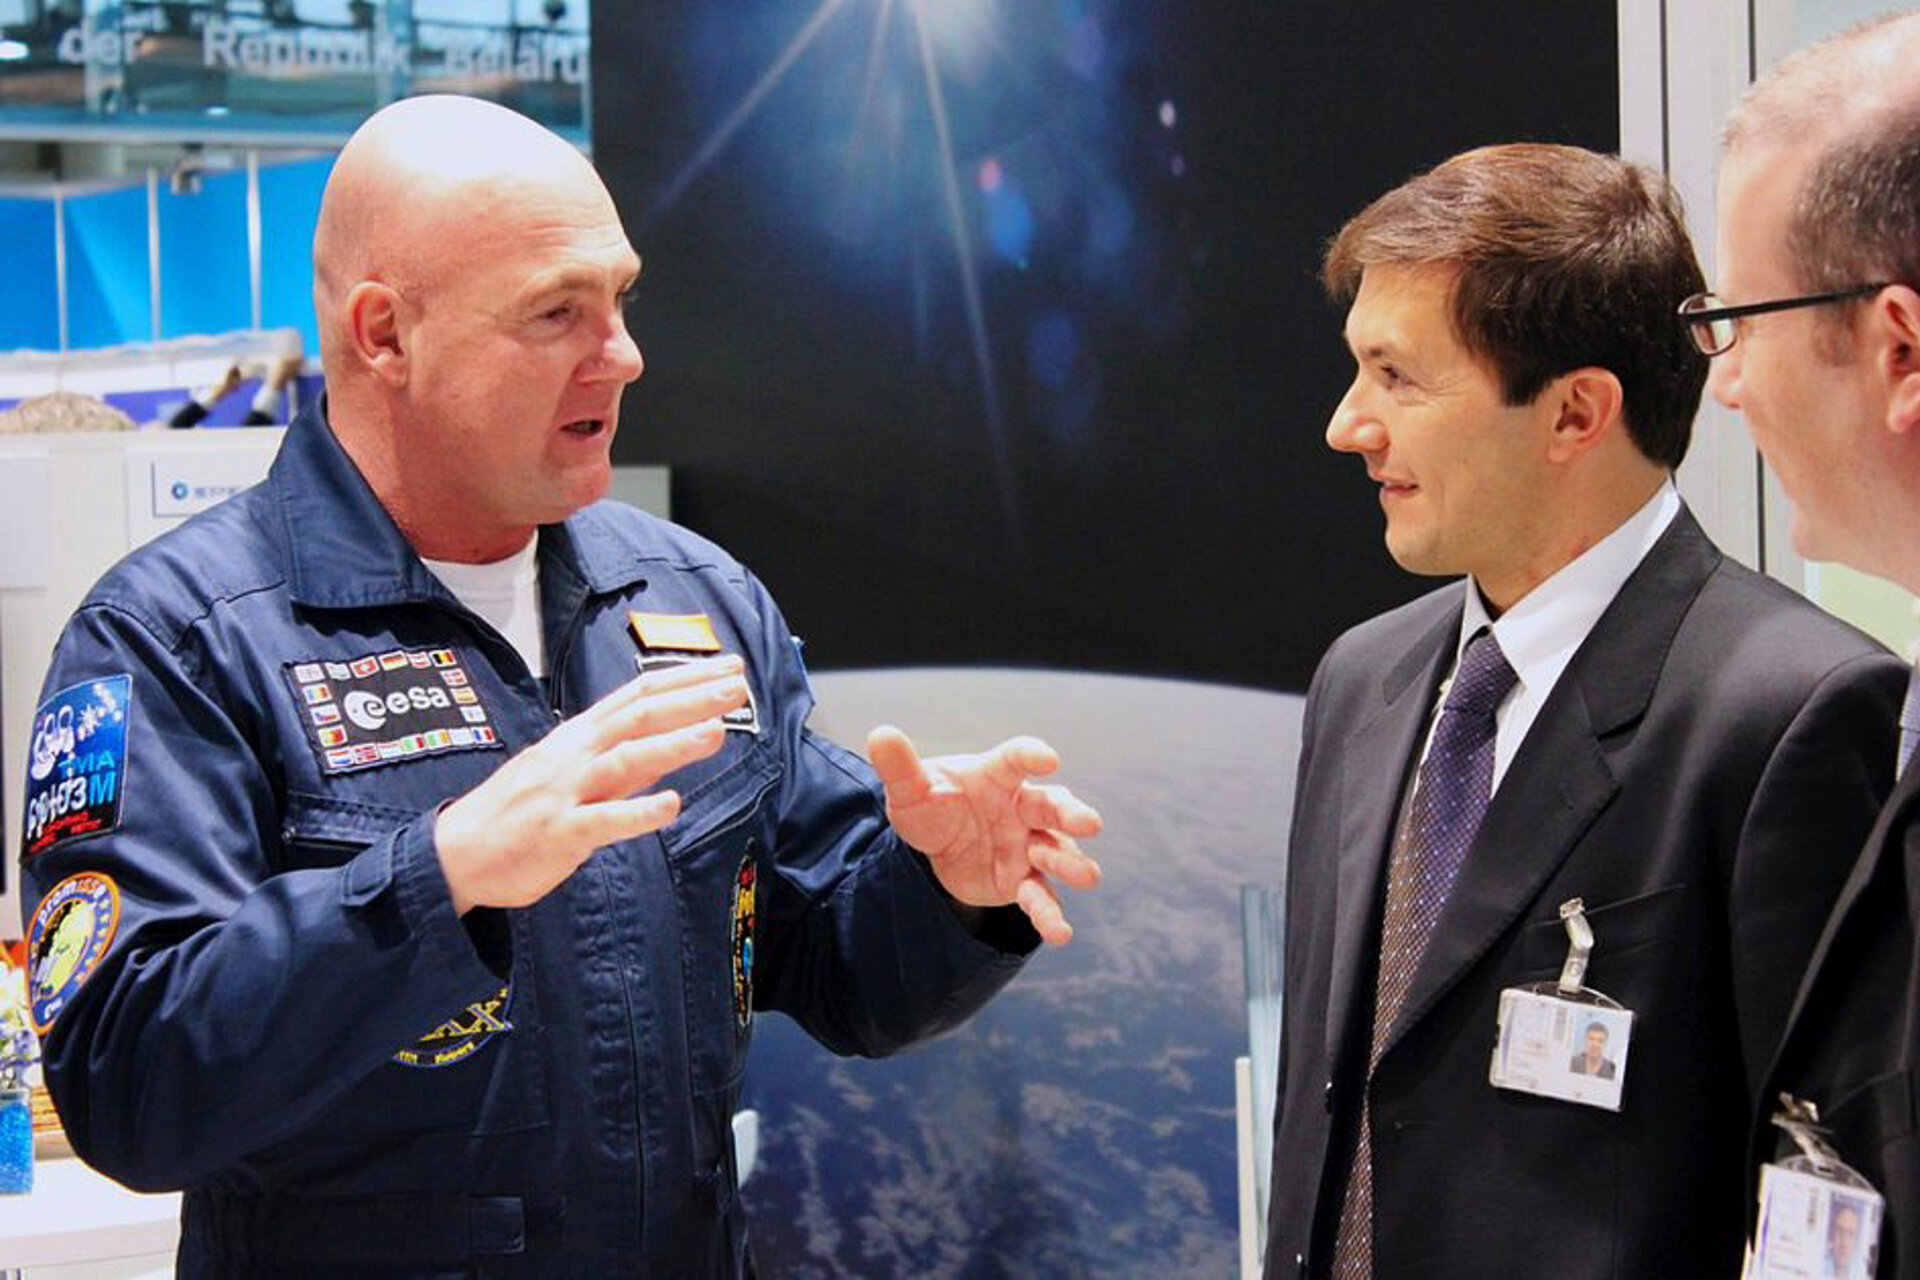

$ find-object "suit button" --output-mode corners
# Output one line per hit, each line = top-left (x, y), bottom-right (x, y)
(1295, 1252), (1307, 1276)
(1324, 1080), (1334, 1112)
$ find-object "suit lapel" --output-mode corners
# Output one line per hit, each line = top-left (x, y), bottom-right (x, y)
(1376, 509), (1721, 1059)
(1327, 602), (1460, 1071)
(1775, 761), (1920, 1065)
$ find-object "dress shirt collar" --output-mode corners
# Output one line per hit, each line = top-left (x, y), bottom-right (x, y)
(1458, 479), (1682, 686)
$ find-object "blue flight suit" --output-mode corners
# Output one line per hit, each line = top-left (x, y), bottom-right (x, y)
(17, 402), (1035, 1276)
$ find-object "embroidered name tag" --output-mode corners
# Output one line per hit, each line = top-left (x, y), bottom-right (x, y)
(628, 612), (760, 735)
(287, 648), (503, 775)
(393, 985), (514, 1069)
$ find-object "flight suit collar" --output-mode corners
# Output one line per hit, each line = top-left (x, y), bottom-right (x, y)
(270, 397), (649, 609)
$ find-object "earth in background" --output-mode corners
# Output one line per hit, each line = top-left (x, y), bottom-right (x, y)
(739, 668), (1302, 1277)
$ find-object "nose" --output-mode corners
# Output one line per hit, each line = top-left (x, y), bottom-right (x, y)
(1325, 380), (1386, 456)
(587, 315), (645, 385)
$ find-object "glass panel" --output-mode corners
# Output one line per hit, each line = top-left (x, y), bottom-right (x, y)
(0, 0), (589, 144)
(0, 198), (59, 352)
(63, 182), (151, 349)
(1241, 882), (1285, 1253)
(159, 166), (249, 339)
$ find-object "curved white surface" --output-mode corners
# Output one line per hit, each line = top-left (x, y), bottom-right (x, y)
(0, 1157), (178, 1268)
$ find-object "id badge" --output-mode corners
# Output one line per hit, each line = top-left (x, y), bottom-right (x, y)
(1487, 898), (1633, 1111)
(1747, 1097), (1883, 1279)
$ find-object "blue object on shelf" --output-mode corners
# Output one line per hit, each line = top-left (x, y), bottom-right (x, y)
(0, 1087), (31, 1195)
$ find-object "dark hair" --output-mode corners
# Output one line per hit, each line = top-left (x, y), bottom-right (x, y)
(1790, 99), (1920, 305)
(1322, 144), (1707, 469)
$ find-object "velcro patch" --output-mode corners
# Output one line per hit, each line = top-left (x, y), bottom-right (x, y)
(286, 648), (503, 775)
(28, 872), (121, 1033)
(23, 677), (131, 858)
(393, 984), (513, 1069)
(732, 853), (757, 1030)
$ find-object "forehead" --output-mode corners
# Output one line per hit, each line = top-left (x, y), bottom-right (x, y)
(424, 172), (639, 295)
(1715, 142), (1811, 290)
(1345, 265), (1459, 341)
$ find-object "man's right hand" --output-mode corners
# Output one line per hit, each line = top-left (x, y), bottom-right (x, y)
(435, 655), (749, 914)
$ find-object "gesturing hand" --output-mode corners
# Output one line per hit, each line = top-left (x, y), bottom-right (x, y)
(435, 656), (750, 915)
(866, 725), (1103, 946)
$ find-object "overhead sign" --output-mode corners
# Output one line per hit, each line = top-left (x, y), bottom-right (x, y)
(0, 2), (590, 145)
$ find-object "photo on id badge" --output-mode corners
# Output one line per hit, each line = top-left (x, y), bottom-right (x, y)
(1752, 1168), (1881, 1280)
(1490, 991), (1631, 1111)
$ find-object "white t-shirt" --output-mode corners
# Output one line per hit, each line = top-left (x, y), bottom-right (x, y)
(420, 537), (545, 677)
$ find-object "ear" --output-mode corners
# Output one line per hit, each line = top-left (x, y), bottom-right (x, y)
(343, 282), (409, 386)
(1874, 285), (1920, 436)
(1543, 367), (1624, 464)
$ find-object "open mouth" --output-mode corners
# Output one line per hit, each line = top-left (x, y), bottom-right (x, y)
(561, 418), (607, 438)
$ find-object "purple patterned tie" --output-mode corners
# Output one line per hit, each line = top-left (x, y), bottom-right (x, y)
(1331, 628), (1516, 1278)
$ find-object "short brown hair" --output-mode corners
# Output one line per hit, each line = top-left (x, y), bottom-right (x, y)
(1322, 144), (1707, 469)
(1788, 100), (1920, 307)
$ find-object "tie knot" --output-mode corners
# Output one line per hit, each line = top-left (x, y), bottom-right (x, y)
(1445, 629), (1517, 718)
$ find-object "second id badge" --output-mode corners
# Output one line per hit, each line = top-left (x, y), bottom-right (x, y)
(1488, 898), (1633, 1112)
(1747, 1096), (1883, 1280)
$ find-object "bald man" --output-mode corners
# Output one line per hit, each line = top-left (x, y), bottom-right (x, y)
(17, 95), (1100, 1277)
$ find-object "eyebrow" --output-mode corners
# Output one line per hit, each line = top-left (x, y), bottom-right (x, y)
(516, 256), (644, 307)
(1346, 335), (1403, 365)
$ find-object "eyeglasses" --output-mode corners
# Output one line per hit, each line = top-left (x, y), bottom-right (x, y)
(1677, 283), (1892, 355)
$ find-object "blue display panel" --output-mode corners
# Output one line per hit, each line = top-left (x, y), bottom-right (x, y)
(159, 167), (250, 339)
(63, 184), (151, 349)
(0, 198), (58, 352)
(259, 155), (333, 357)
(0, 2), (589, 146)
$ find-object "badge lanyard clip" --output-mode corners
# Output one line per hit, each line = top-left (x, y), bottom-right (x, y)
(1557, 898), (1594, 995)
(1770, 1094), (1849, 1179)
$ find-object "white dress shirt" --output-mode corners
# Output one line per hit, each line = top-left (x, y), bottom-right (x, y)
(1427, 480), (1682, 793)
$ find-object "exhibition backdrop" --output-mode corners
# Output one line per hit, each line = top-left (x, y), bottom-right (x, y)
(593, 2), (1618, 1275)
(595, 0), (1617, 692)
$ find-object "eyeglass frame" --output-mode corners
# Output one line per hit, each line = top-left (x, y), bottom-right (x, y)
(1676, 282), (1893, 355)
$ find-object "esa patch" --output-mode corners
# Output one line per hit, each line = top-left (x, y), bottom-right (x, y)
(285, 648), (502, 775)
(731, 854), (757, 1029)
(23, 676), (131, 858)
(628, 612), (759, 735)
(393, 985), (513, 1068)
(27, 872), (121, 1032)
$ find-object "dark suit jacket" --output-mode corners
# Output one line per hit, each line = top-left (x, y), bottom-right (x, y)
(1264, 511), (1905, 1280)
(1758, 764), (1920, 1278)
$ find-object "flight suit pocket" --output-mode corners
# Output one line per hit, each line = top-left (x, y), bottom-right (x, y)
(275, 793), (552, 1144)
(660, 745), (781, 1095)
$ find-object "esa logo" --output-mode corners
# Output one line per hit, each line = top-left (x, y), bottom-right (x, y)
(343, 684), (452, 731)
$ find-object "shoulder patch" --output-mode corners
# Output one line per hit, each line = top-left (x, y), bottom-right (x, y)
(23, 677), (131, 858)
(27, 872), (121, 1033)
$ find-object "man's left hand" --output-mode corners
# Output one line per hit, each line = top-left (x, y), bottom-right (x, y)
(866, 725), (1103, 946)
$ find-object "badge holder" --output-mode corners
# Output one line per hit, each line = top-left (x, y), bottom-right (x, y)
(1488, 898), (1634, 1111)
(1746, 1095), (1883, 1279)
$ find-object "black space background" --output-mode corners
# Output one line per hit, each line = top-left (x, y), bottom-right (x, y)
(590, 2), (1618, 692)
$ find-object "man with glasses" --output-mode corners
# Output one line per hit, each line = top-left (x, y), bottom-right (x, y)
(1703, 11), (1920, 1274)
(1263, 143), (1904, 1280)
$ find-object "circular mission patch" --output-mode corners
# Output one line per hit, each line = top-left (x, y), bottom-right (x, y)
(27, 872), (121, 1033)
